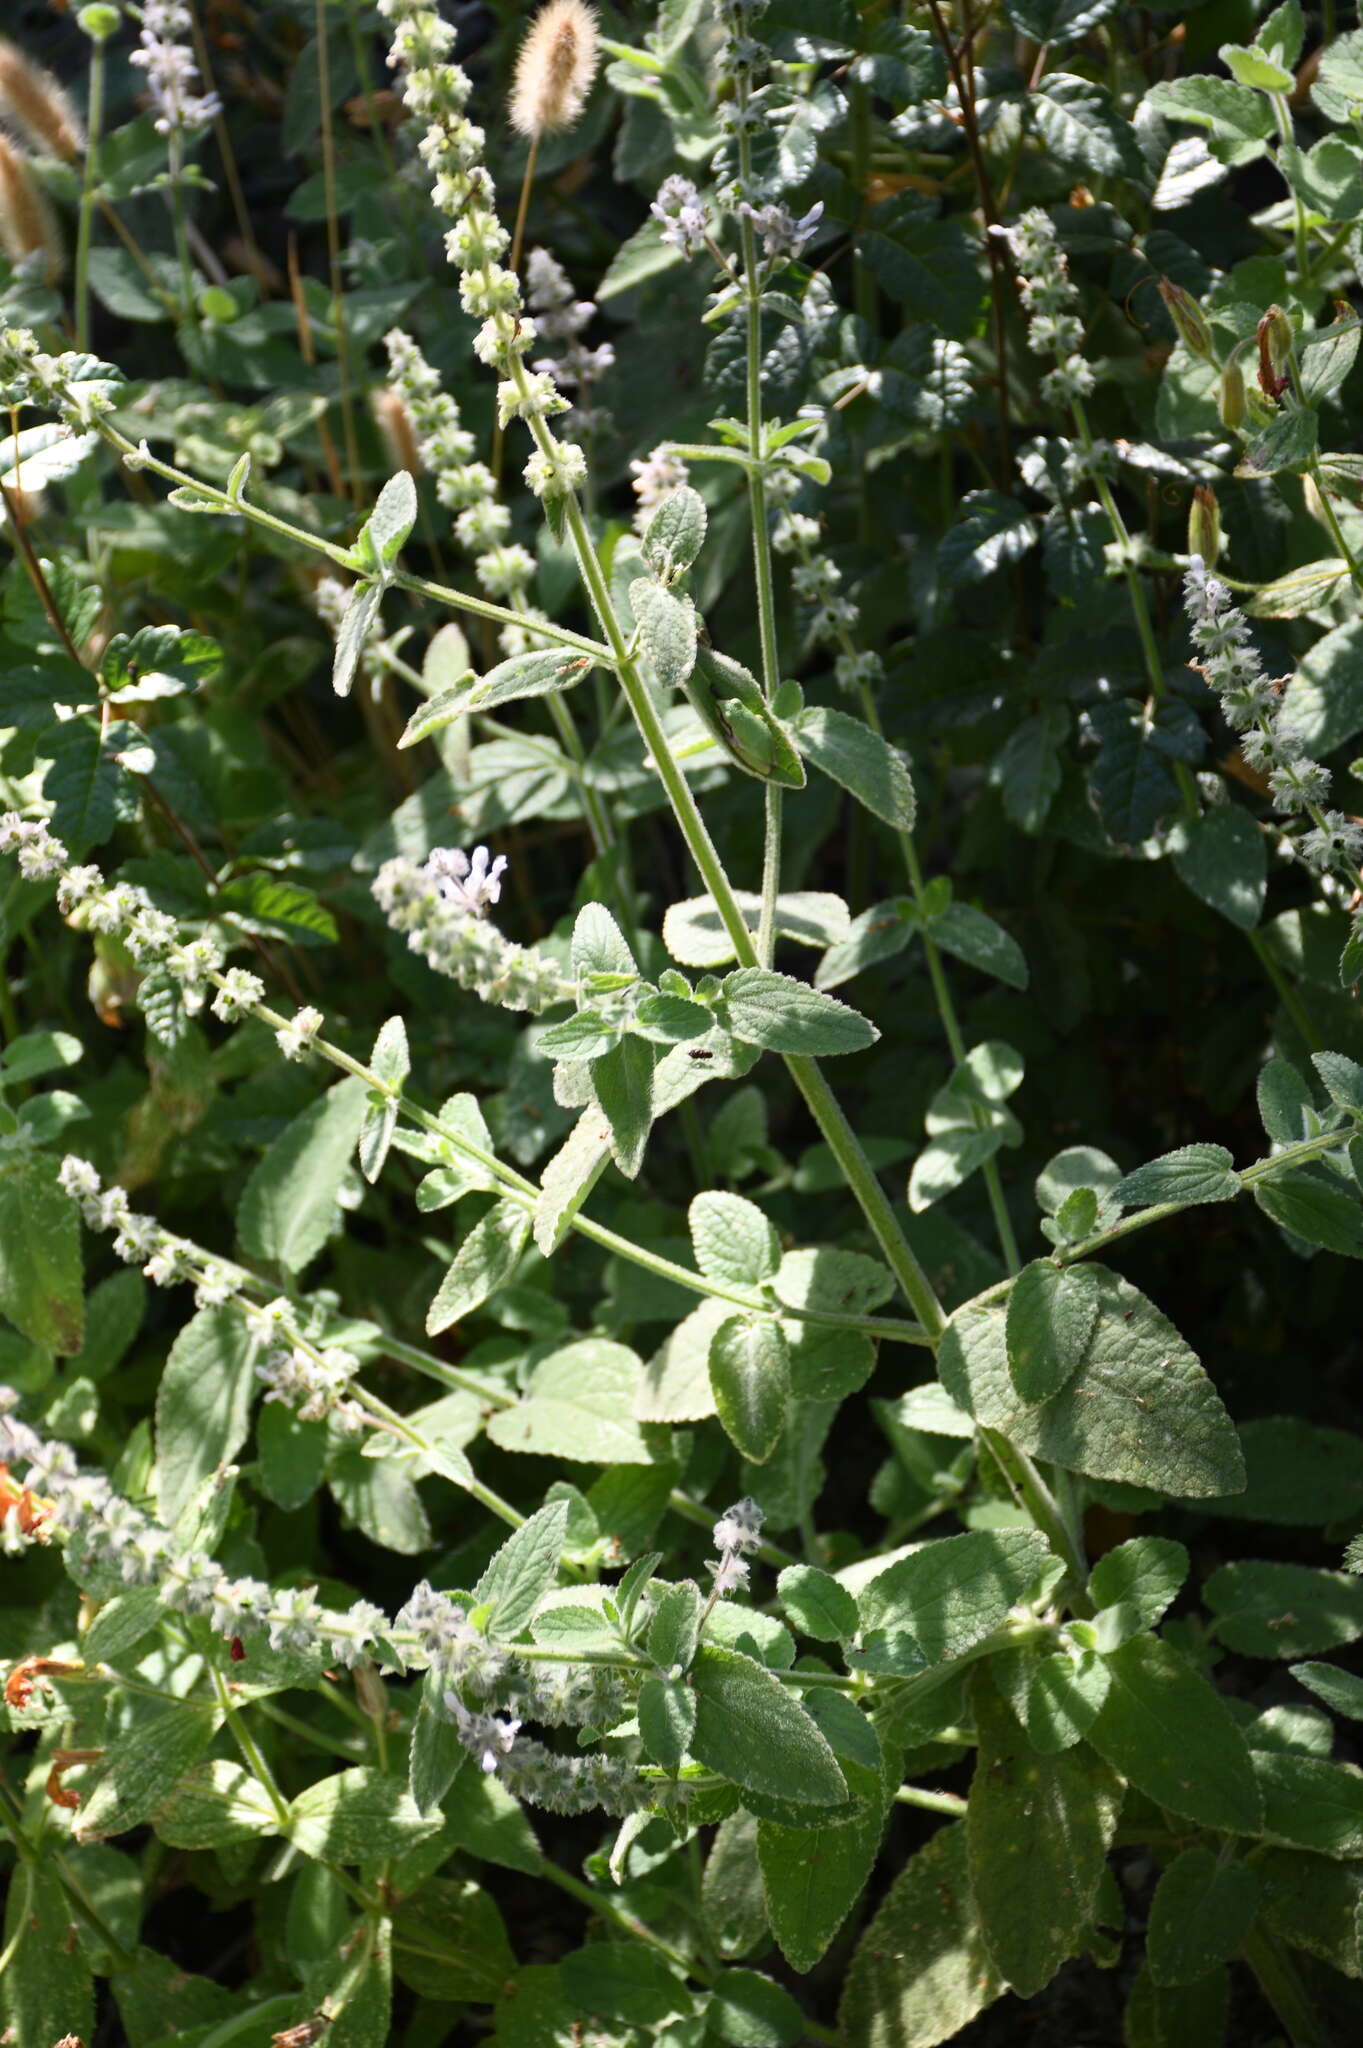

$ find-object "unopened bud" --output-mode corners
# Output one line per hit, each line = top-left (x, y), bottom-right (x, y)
(77, 4), (120, 38)
(1188, 486), (1221, 568)
(1158, 278), (1214, 362)
(1257, 306), (1293, 399)
(1219, 361), (1246, 430)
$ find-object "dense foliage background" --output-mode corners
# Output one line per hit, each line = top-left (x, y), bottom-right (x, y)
(6, 1), (1363, 2044)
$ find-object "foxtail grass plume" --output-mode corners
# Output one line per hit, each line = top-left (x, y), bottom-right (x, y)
(509, 0), (599, 138)
(0, 131), (64, 281)
(0, 38), (84, 161)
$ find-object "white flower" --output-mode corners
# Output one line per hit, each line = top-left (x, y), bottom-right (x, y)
(426, 844), (508, 917)
(276, 1005), (324, 1060)
(446, 1693), (520, 1773)
(651, 175), (711, 258)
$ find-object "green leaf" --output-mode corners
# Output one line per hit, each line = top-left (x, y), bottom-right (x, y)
(1250, 1747), (1363, 1858)
(1292, 1660), (1363, 1720)
(598, 215), (685, 299)
(1314, 1050), (1363, 1114)
(153, 1759), (282, 1850)
(560, 1943), (692, 2027)
(426, 1198), (530, 1335)
(856, 1529), (1051, 1668)
(1089, 1537), (1189, 1653)
(328, 1440), (431, 1556)
(1280, 137), (1363, 222)
(332, 581), (381, 698)
(257, 1402), (326, 1511)
(409, 1672), (468, 1816)
(938, 1274), (1245, 1498)
(531, 1112), (609, 1264)
(839, 1823), (1003, 2048)
(398, 678), (476, 748)
(758, 1735), (892, 1973)
(1147, 1848), (1259, 1986)
(75, 1708), (220, 1840)
(993, 705), (1068, 834)
(474, 1497), (570, 1638)
(84, 1586), (165, 1665)
(689, 1191), (780, 1287)
(860, 195), (984, 338)
(710, 1315), (790, 1464)
(1204, 1560), (1363, 1659)
(358, 1015), (409, 1184)
(938, 492), (1038, 587)
(639, 1673), (696, 1771)
(642, 487), (708, 579)
(721, 967), (877, 1056)
(1146, 76), (1275, 164)
(773, 1245), (895, 1317)
(702, 1810), (768, 1962)
(1172, 806), (1267, 931)
(1246, 556), (1352, 619)
(485, 1338), (656, 1464)
(908, 1126), (1006, 1214)
(237, 1076), (368, 1276)
(0, 1027), (83, 1086)
(1115, 1143), (1241, 1208)
(1280, 620), (1363, 757)
(1255, 1172), (1363, 1258)
(630, 576), (698, 689)
(215, 874), (338, 948)
(649, 1579), (703, 1670)
(1314, 27), (1363, 123)
(0, 1866), (94, 2048)
(154, 1302), (260, 1526)
(288, 1767), (440, 1864)
(790, 705), (916, 833)
(1025, 74), (1143, 179)
(440, 1766), (541, 1874)
(1252, 1846), (1363, 1980)
(1200, 1417), (1363, 1526)
(1024, 1649), (1111, 1754)
(777, 1565), (859, 1643)
(925, 901), (1028, 989)
(466, 646), (596, 713)
(662, 889), (848, 968)
(591, 1032), (655, 1179)
(708, 1968), (804, 2047)
(1086, 1635), (1264, 1834)
(356, 470), (416, 575)
(689, 1645), (848, 1805)
(0, 1153), (83, 1353)
(391, 1879), (516, 2003)
(967, 1676), (1123, 1997)
(1005, 1259), (1102, 1403)
(1236, 408), (1319, 479)
(1221, 41), (1293, 91)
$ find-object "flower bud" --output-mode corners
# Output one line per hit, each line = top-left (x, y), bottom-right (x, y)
(1188, 485), (1221, 568)
(1218, 361), (1246, 430)
(1158, 278), (1214, 362)
(77, 5), (120, 39)
(1257, 305), (1293, 399)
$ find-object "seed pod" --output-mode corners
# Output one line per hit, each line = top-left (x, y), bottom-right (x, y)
(1257, 305), (1293, 399)
(1218, 361), (1246, 430)
(1158, 278), (1214, 362)
(1188, 485), (1221, 567)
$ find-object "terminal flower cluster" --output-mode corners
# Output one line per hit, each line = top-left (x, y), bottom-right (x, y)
(1184, 558), (1363, 884)
(373, 849), (572, 1012)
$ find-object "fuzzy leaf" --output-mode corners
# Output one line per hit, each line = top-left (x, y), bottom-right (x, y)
(690, 1646), (848, 1806)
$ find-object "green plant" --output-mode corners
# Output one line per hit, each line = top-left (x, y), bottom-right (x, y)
(5, 3), (1363, 2045)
